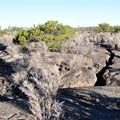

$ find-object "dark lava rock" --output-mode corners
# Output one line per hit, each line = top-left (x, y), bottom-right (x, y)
(58, 87), (120, 120)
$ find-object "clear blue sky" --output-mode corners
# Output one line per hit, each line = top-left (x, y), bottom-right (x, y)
(0, 0), (120, 28)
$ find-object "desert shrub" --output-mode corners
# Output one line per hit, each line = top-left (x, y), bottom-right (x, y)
(112, 26), (120, 33)
(13, 20), (75, 51)
(12, 52), (62, 120)
(61, 32), (96, 56)
(13, 67), (62, 120)
(0, 29), (11, 37)
(0, 35), (15, 45)
(96, 23), (120, 33)
(8, 26), (23, 31)
(49, 41), (61, 52)
(96, 23), (111, 32)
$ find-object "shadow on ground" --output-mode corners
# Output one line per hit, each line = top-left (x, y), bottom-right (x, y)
(0, 57), (30, 113)
(58, 87), (120, 120)
(0, 58), (14, 81)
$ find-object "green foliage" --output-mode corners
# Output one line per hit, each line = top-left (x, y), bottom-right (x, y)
(96, 23), (111, 32)
(0, 26), (23, 37)
(8, 26), (23, 31)
(96, 23), (120, 33)
(13, 30), (27, 46)
(13, 20), (75, 51)
(49, 41), (61, 52)
(0, 29), (11, 37)
(112, 26), (120, 33)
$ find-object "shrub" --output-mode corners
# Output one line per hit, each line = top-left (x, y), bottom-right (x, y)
(49, 41), (61, 52)
(113, 26), (120, 33)
(96, 23), (120, 33)
(8, 26), (23, 31)
(96, 23), (111, 32)
(0, 29), (11, 37)
(12, 51), (62, 120)
(13, 20), (75, 51)
(61, 32), (96, 56)
(15, 68), (62, 120)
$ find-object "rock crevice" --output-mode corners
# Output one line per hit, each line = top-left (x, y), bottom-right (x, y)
(95, 49), (115, 86)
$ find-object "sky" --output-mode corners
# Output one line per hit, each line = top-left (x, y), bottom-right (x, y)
(0, 0), (120, 28)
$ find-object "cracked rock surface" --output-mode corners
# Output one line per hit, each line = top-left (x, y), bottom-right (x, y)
(0, 33), (120, 120)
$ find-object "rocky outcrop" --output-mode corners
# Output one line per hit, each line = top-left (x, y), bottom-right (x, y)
(47, 53), (97, 87)
(0, 45), (113, 92)
(92, 47), (110, 73)
(46, 46), (110, 88)
(98, 50), (120, 86)
(94, 49), (114, 86)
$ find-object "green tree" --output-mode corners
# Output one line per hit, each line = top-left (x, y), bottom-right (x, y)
(113, 26), (120, 33)
(97, 23), (111, 32)
(13, 20), (75, 51)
